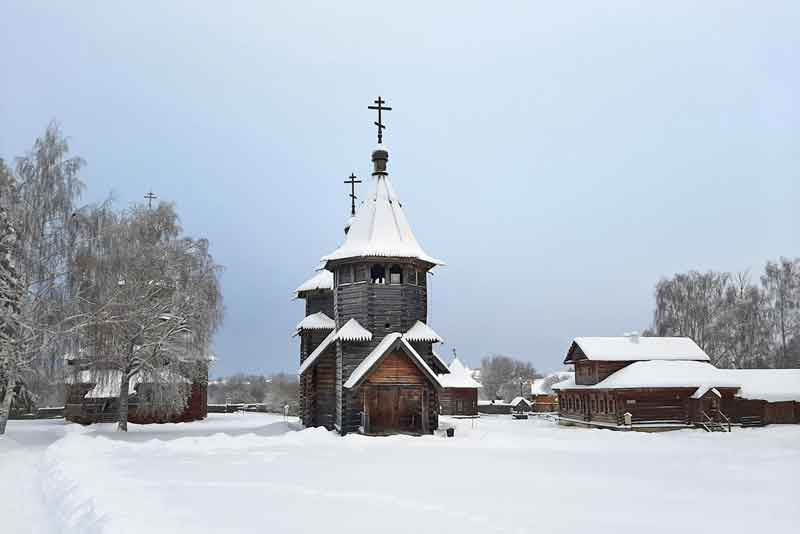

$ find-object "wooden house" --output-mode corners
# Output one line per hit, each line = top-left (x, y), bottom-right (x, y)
(510, 396), (532, 413)
(65, 361), (207, 425)
(478, 399), (513, 415)
(295, 109), (450, 435)
(554, 335), (800, 431)
(438, 355), (482, 416)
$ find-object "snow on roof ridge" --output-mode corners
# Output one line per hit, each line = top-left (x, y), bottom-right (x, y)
(297, 329), (338, 375)
(510, 396), (532, 406)
(321, 175), (443, 266)
(569, 336), (710, 362)
(294, 270), (333, 297)
(438, 355), (482, 389)
(336, 318), (373, 342)
(403, 320), (443, 343)
(295, 312), (336, 333)
(344, 333), (443, 389)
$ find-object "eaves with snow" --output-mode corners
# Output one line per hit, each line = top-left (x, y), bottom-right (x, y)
(293, 270), (333, 298)
(295, 312), (335, 333)
(404, 320), (443, 343)
(565, 336), (710, 363)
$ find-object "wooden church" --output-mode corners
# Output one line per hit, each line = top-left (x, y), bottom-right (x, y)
(294, 98), (450, 435)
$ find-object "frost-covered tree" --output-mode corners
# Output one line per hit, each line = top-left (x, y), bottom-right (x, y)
(68, 202), (223, 430)
(715, 273), (771, 369)
(480, 354), (539, 400)
(0, 125), (84, 435)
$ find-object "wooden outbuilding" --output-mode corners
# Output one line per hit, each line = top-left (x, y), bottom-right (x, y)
(529, 371), (574, 412)
(438, 355), (481, 416)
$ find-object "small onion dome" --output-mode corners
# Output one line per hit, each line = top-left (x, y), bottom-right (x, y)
(371, 144), (389, 176)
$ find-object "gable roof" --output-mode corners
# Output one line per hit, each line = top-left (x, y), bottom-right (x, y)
(297, 329), (338, 375)
(336, 318), (373, 342)
(565, 336), (710, 363)
(403, 321), (443, 343)
(430, 350), (451, 374)
(343, 333), (444, 389)
(510, 396), (532, 406)
(553, 360), (738, 391)
(295, 312), (335, 333)
(438, 356), (482, 389)
(294, 270), (333, 298)
(321, 161), (443, 266)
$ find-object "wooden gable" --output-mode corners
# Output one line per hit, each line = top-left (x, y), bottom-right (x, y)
(366, 351), (426, 385)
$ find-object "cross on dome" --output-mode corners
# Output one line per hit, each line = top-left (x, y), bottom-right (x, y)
(367, 96), (392, 144)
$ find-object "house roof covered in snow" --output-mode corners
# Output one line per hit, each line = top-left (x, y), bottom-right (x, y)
(717, 369), (800, 403)
(510, 396), (532, 406)
(565, 336), (710, 363)
(530, 371), (574, 395)
(430, 350), (450, 374)
(343, 333), (444, 389)
(336, 318), (373, 342)
(553, 360), (739, 392)
(295, 312), (336, 333)
(297, 329), (338, 375)
(72, 369), (191, 398)
(554, 361), (800, 403)
(321, 153), (443, 266)
(478, 399), (510, 406)
(438, 356), (482, 389)
(403, 321), (443, 343)
(293, 270), (333, 297)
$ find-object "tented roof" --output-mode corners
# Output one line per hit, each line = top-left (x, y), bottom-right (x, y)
(343, 333), (443, 389)
(294, 270), (333, 297)
(404, 321), (443, 343)
(322, 156), (443, 265)
(438, 357), (482, 389)
(566, 336), (710, 363)
(336, 318), (373, 342)
(295, 312), (335, 333)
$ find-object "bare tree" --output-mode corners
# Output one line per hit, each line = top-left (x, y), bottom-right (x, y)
(480, 354), (539, 400)
(68, 202), (223, 430)
(762, 258), (800, 368)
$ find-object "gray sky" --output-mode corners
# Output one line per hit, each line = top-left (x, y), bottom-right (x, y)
(2, 2), (798, 376)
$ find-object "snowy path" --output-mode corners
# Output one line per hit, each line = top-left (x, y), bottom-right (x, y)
(2, 414), (799, 534)
(0, 419), (68, 534)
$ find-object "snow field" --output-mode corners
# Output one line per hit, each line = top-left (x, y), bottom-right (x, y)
(2, 414), (798, 534)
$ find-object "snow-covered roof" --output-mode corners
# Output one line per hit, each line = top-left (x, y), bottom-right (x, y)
(403, 321), (443, 343)
(295, 312), (335, 332)
(430, 350), (450, 373)
(438, 356), (482, 389)
(553, 361), (739, 391)
(510, 396), (532, 406)
(566, 336), (710, 363)
(321, 162), (443, 266)
(530, 372), (574, 395)
(294, 270), (333, 297)
(718, 369), (800, 403)
(77, 369), (191, 398)
(336, 318), (373, 342)
(343, 333), (443, 389)
(297, 329), (338, 375)
(554, 361), (800, 403)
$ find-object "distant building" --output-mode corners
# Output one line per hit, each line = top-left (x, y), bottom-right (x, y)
(438, 355), (482, 416)
(477, 399), (513, 415)
(510, 396), (532, 413)
(554, 335), (800, 431)
(529, 371), (574, 412)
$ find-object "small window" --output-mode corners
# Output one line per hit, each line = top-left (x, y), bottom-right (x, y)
(389, 264), (402, 285)
(417, 270), (427, 287)
(340, 265), (353, 285)
(355, 264), (368, 282)
(370, 264), (386, 284)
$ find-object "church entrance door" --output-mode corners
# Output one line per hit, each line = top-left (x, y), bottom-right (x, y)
(365, 386), (423, 434)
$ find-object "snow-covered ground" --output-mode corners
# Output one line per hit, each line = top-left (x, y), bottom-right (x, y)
(1, 414), (798, 534)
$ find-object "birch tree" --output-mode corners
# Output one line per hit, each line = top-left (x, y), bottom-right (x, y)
(762, 258), (800, 368)
(69, 202), (223, 430)
(0, 125), (84, 435)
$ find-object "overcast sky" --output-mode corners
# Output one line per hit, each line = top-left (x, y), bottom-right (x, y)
(1, 2), (798, 375)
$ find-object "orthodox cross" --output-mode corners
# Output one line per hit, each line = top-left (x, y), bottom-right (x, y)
(144, 190), (157, 209)
(344, 173), (362, 216)
(367, 96), (392, 144)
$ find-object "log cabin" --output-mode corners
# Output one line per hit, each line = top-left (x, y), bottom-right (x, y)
(64, 359), (208, 425)
(438, 355), (482, 416)
(529, 371), (573, 412)
(554, 335), (800, 431)
(295, 109), (451, 436)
